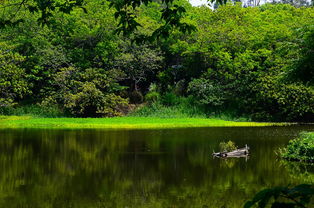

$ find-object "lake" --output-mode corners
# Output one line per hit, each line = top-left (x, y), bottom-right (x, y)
(0, 126), (313, 208)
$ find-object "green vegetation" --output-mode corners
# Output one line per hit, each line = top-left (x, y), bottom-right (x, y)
(244, 184), (314, 208)
(130, 96), (208, 118)
(0, 116), (287, 129)
(219, 140), (237, 152)
(280, 132), (314, 162)
(0, 2), (313, 207)
(0, 104), (64, 118)
(246, 132), (314, 208)
(0, 1), (313, 122)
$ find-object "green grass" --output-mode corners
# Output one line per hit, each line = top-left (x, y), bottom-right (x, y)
(129, 101), (252, 122)
(0, 104), (64, 117)
(129, 100), (208, 118)
(0, 116), (290, 129)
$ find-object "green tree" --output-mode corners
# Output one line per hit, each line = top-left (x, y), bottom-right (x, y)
(43, 67), (128, 117)
(114, 43), (164, 92)
(0, 42), (29, 107)
(0, 0), (198, 40)
(290, 27), (314, 85)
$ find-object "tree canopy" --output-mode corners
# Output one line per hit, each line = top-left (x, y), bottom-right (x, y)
(0, 0), (203, 40)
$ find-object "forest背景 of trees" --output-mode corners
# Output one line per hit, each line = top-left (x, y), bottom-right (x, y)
(0, 0), (313, 121)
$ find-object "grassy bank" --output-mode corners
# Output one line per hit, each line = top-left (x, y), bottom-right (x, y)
(0, 116), (290, 129)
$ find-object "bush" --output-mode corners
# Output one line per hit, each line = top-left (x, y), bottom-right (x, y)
(254, 78), (314, 121)
(0, 42), (29, 107)
(277, 84), (314, 121)
(161, 92), (180, 106)
(280, 132), (314, 162)
(45, 67), (129, 117)
(62, 83), (128, 117)
(130, 96), (206, 118)
(219, 141), (237, 152)
(145, 92), (160, 103)
(187, 78), (226, 108)
(245, 184), (314, 208)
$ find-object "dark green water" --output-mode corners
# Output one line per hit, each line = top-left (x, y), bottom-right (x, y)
(0, 126), (314, 208)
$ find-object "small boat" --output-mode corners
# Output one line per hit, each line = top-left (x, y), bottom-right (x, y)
(212, 144), (250, 158)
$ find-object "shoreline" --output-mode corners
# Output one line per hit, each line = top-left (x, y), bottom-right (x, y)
(0, 116), (295, 130)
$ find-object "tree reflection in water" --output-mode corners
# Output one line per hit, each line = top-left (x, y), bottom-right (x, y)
(0, 126), (313, 208)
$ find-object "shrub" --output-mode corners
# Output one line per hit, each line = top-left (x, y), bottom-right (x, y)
(45, 67), (128, 117)
(160, 92), (179, 106)
(254, 78), (314, 121)
(280, 132), (314, 162)
(187, 78), (226, 108)
(244, 184), (314, 208)
(277, 84), (314, 121)
(62, 83), (128, 117)
(130, 96), (207, 118)
(145, 92), (160, 103)
(0, 42), (29, 107)
(219, 140), (237, 152)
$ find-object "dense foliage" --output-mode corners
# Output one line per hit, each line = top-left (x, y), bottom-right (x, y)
(280, 132), (314, 162)
(0, 0), (197, 40)
(0, 1), (313, 121)
(244, 184), (314, 208)
(0, 42), (29, 107)
(180, 4), (314, 121)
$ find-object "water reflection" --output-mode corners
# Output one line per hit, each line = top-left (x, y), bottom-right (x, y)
(281, 160), (314, 184)
(0, 126), (313, 208)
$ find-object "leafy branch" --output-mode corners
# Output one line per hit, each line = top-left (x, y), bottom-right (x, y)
(0, 0), (226, 39)
(244, 184), (314, 208)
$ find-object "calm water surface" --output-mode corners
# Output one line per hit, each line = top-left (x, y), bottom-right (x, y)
(0, 126), (314, 208)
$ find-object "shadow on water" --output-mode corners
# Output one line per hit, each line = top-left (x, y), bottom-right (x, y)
(0, 125), (313, 208)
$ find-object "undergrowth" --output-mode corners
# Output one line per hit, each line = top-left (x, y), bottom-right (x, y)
(0, 105), (64, 118)
(130, 95), (250, 122)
